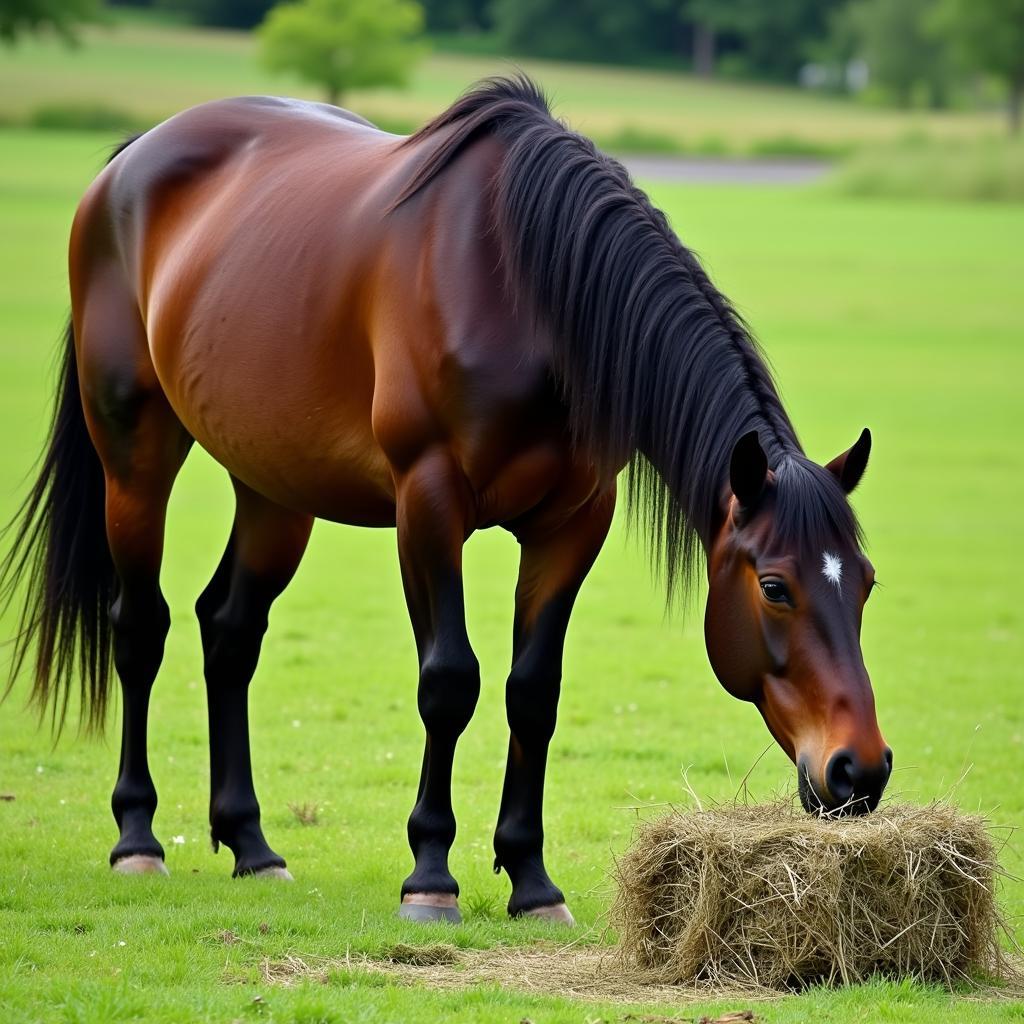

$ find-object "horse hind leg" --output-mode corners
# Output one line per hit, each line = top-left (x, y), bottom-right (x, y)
(196, 476), (312, 877)
(77, 284), (193, 874)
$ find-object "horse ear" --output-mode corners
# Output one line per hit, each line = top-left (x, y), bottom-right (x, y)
(826, 427), (871, 494)
(730, 430), (768, 510)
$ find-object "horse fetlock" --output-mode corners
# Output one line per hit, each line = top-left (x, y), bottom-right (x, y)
(493, 818), (542, 869)
(402, 835), (459, 899)
(494, 838), (564, 916)
(209, 798), (262, 844)
(210, 803), (284, 875)
(506, 865), (565, 919)
(111, 777), (158, 823)
(407, 803), (457, 854)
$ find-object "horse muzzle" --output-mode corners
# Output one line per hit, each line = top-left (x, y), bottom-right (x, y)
(798, 747), (893, 815)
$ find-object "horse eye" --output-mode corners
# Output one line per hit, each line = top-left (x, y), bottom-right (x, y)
(760, 580), (790, 604)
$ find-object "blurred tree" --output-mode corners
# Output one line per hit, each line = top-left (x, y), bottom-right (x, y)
(258, 0), (424, 106)
(934, 0), (1024, 133)
(492, 0), (682, 65)
(839, 0), (952, 107)
(493, 0), (840, 80)
(421, 0), (491, 33)
(162, 0), (275, 29)
(686, 0), (843, 81)
(0, 0), (102, 45)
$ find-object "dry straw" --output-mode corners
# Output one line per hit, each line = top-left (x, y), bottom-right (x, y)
(612, 800), (1019, 991)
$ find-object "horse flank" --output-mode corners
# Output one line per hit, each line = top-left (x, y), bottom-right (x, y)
(396, 75), (860, 603)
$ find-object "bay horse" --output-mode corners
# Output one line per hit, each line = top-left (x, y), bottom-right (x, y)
(1, 77), (890, 925)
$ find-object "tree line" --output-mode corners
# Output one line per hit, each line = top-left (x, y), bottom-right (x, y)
(3, 0), (1023, 132)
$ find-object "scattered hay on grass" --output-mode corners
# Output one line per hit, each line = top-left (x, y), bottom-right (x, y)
(612, 800), (1019, 991)
(258, 943), (776, 1005)
(384, 942), (463, 967)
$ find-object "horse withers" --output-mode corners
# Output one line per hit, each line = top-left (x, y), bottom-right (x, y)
(1, 78), (890, 925)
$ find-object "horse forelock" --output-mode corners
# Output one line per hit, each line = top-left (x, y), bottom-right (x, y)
(771, 456), (863, 560)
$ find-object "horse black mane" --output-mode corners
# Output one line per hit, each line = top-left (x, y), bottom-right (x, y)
(396, 76), (860, 603)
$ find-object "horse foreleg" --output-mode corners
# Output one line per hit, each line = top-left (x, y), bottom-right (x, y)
(395, 448), (479, 923)
(494, 486), (615, 924)
(196, 477), (312, 877)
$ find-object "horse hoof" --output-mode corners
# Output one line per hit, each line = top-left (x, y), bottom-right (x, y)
(112, 854), (169, 876)
(250, 865), (294, 881)
(523, 902), (575, 926)
(398, 893), (462, 924)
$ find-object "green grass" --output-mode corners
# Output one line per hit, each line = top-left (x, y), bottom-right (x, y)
(1, 127), (1023, 1022)
(831, 137), (1024, 202)
(0, 15), (1007, 153)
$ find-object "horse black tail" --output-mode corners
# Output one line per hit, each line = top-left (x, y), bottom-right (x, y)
(0, 317), (115, 733)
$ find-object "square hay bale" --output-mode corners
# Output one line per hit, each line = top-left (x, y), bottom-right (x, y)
(612, 801), (1012, 990)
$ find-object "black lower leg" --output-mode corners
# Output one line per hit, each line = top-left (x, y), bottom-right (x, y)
(109, 586), (170, 865)
(493, 595), (572, 915)
(198, 559), (284, 876)
(401, 644), (480, 898)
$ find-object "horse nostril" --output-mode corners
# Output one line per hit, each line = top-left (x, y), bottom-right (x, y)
(825, 749), (856, 805)
(884, 747), (894, 778)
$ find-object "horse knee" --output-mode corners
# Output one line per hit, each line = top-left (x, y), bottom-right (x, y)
(417, 647), (480, 738)
(506, 666), (561, 744)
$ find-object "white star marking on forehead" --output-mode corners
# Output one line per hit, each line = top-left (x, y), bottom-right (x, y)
(821, 552), (843, 591)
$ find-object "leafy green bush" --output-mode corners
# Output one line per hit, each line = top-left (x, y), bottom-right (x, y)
(597, 125), (682, 155)
(748, 135), (846, 159)
(830, 138), (1024, 201)
(690, 135), (731, 157)
(29, 103), (150, 133)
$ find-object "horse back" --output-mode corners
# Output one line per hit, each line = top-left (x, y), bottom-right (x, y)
(69, 96), (587, 528)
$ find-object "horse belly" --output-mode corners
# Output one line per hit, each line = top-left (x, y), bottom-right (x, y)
(148, 297), (396, 526)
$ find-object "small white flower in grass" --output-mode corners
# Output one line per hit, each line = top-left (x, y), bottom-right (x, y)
(292, 719), (301, 728)
(821, 551), (843, 591)
(36, 766), (44, 774)
(117, 941), (126, 947)
(171, 835), (185, 846)
(385, 751), (394, 760)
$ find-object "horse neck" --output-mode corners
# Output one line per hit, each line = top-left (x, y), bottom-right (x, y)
(635, 356), (797, 551)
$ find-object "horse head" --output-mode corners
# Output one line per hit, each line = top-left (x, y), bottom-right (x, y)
(704, 428), (891, 814)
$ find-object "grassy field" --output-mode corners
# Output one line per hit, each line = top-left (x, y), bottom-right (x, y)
(0, 14), (1007, 154)
(1, 125), (1023, 1023)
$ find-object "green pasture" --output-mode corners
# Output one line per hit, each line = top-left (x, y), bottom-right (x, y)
(1, 125), (1023, 1023)
(0, 13), (1006, 154)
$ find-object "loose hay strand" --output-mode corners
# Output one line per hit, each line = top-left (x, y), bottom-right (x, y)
(611, 800), (1018, 991)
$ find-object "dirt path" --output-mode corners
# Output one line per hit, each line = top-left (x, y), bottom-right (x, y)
(619, 155), (831, 185)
